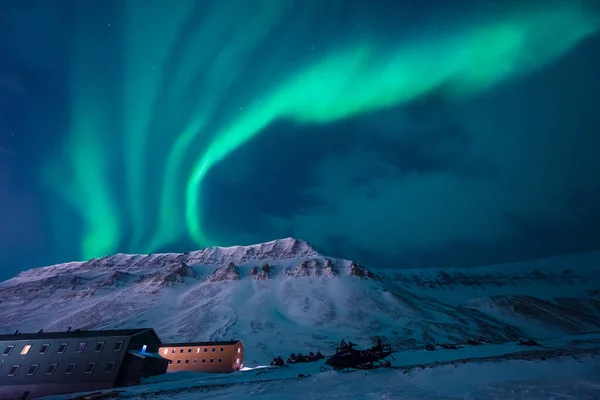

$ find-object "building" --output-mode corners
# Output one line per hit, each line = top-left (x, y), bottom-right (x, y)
(159, 340), (244, 373)
(0, 328), (169, 400)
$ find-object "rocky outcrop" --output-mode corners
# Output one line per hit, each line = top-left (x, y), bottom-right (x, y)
(286, 259), (337, 278)
(250, 263), (272, 280)
(101, 271), (134, 287)
(204, 263), (240, 283)
(349, 262), (375, 279)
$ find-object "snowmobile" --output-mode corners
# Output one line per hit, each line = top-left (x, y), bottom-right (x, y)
(270, 356), (285, 366)
(320, 342), (394, 372)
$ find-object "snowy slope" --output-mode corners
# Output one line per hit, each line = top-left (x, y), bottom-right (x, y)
(0, 238), (599, 366)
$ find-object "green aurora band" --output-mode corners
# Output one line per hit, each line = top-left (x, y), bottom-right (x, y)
(43, 1), (599, 260)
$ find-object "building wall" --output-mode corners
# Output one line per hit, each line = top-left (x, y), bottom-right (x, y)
(158, 342), (244, 373)
(0, 331), (165, 399)
(0, 335), (131, 399)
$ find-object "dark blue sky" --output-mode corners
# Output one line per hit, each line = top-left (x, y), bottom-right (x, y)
(1, 0), (600, 280)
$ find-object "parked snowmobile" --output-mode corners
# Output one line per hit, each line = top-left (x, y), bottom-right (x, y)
(321, 340), (394, 371)
(270, 356), (285, 366)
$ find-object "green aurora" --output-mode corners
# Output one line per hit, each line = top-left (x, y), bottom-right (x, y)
(42, 0), (599, 260)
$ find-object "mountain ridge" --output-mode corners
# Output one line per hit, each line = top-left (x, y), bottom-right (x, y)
(1, 237), (599, 364)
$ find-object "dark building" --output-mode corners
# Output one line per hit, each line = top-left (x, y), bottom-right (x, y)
(0, 328), (169, 400)
(159, 340), (244, 373)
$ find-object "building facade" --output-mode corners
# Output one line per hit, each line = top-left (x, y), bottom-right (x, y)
(159, 340), (244, 373)
(0, 328), (169, 400)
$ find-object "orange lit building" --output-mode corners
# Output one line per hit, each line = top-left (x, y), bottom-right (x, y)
(158, 340), (244, 373)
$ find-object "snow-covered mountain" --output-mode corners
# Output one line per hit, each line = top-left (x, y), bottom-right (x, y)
(1, 237), (599, 365)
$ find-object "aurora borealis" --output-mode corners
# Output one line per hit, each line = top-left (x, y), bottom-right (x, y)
(1, 0), (600, 278)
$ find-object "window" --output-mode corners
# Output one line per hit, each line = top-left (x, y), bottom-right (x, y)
(193, 359), (198, 364)
(39, 344), (50, 354)
(236, 358), (240, 364)
(105, 362), (115, 373)
(113, 341), (123, 351)
(171, 349), (175, 353)
(3, 345), (14, 356)
(212, 348), (216, 352)
(202, 359), (206, 364)
(204, 348), (207, 353)
(210, 358), (214, 363)
(57, 343), (68, 353)
(218, 358), (222, 363)
(168, 360), (172, 365)
(220, 347), (224, 352)
(180, 349), (184, 353)
(85, 362), (96, 374)
(76, 342), (86, 353)
(27, 364), (39, 376)
(46, 364), (57, 375)
(196, 348), (200, 353)
(185, 360), (189, 364)
(8, 365), (20, 376)
(177, 360), (181, 364)
(187, 348), (191, 353)
(66, 363), (77, 374)
(237, 348), (241, 353)
(94, 342), (104, 352)
(141, 345), (147, 353)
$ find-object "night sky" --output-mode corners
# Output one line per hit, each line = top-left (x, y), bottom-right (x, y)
(1, 0), (600, 280)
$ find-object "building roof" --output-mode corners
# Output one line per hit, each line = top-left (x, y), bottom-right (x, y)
(128, 350), (168, 360)
(0, 328), (157, 342)
(160, 340), (242, 347)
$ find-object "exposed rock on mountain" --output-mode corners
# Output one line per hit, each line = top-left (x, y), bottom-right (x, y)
(349, 262), (375, 279)
(204, 262), (240, 283)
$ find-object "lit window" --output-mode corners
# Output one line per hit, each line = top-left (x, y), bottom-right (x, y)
(66, 363), (77, 374)
(85, 362), (96, 374)
(94, 342), (104, 352)
(220, 347), (224, 352)
(46, 364), (57, 375)
(76, 342), (86, 353)
(210, 358), (214, 363)
(8, 365), (20, 376)
(105, 362), (115, 373)
(196, 348), (200, 353)
(57, 343), (68, 353)
(21, 345), (31, 355)
(114, 341), (123, 351)
(237, 348), (241, 353)
(39, 344), (50, 354)
(218, 358), (222, 363)
(27, 364), (39, 375)
(141, 345), (147, 353)
(3, 345), (14, 356)
(236, 358), (240, 364)
(193, 359), (198, 364)
(163, 349), (168, 355)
